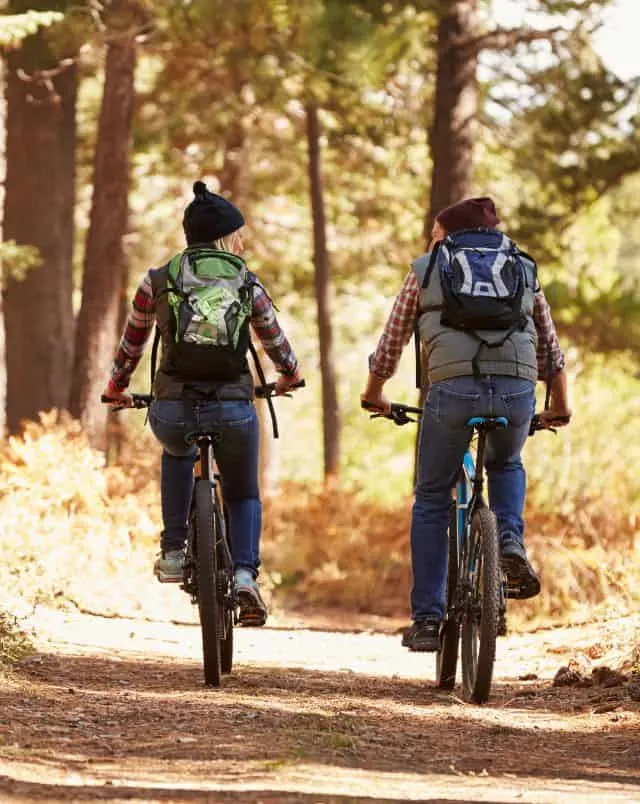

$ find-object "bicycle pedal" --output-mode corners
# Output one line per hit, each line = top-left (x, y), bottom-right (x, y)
(503, 583), (523, 599)
(238, 608), (267, 627)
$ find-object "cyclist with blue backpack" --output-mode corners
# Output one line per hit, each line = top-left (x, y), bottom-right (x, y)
(102, 181), (301, 626)
(361, 197), (571, 652)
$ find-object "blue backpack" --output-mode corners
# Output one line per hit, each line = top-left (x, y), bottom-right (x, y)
(418, 228), (536, 380)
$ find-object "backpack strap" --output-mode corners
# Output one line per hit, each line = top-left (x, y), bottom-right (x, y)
(248, 338), (279, 440)
(469, 315), (528, 377)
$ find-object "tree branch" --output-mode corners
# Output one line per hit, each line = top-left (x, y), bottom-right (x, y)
(463, 25), (563, 55)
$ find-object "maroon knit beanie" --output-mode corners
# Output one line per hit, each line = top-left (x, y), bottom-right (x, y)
(436, 197), (500, 233)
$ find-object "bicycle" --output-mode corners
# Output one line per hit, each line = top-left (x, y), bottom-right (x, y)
(363, 400), (564, 704)
(102, 378), (304, 687)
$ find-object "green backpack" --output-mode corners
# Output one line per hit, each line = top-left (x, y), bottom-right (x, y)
(162, 246), (254, 381)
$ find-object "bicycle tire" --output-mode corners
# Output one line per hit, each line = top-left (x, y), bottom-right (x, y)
(461, 505), (500, 704)
(216, 503), (233, 675)
(194, 478), (222, 687)
(436, 503), (460, 690)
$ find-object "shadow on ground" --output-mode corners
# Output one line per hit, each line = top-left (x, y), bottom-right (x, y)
(0, 651), (637, 792)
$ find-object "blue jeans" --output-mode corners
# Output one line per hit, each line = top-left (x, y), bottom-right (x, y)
(148, 399), (262, 576)
(411, 375), (535, 620)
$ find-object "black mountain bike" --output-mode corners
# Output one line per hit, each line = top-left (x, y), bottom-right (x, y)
(364, 400), (561, 704)
(103, 379), (304, 687)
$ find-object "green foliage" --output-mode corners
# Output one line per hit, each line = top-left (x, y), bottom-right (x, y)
(0, 10), (63, 48)
(0, 241), (42, 285)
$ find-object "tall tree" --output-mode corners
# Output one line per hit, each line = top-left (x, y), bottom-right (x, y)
(69, 0), (145, 448)
(0, 10), (64, 437)
(426, 0), (479, 234)
(305, 98), (339, 478)
(3, 2), (77, 433)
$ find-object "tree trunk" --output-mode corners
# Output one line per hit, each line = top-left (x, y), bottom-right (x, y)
(3, 40), (77, 434)
(0, 57), (6, 438)
(305, 101), (340, 480)
(416, 0), (479, 477)
(425, 0), (479, 235)
(69, 34), (136, 449)
(217, 114), (282, 495)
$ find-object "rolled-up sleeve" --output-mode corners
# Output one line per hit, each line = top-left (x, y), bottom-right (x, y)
(368, 271), (420, 380)
(250, 279), (298, 376)
(109, 272), (155, 392)
(533, 288), (565, 379)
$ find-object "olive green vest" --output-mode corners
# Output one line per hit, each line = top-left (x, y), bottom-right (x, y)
(413, 249), (538, 385)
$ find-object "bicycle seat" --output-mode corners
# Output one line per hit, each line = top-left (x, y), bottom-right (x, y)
(188, 431), (222, 445)
(466, 416), (508, 430)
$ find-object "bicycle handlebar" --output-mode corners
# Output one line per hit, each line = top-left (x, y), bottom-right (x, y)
(529, 412), (571, 435)
(100, 393), (152, 410)
(362, 399), (569, 434)
(101, 379), (306, 411)
(361, 399), (422, 426)
(254, 378), (306, 398)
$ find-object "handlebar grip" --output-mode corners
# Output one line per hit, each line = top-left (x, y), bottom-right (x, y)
(361, 399), (386, 412)
(255, 378), (306, 399)
(101, 393), (152, 409)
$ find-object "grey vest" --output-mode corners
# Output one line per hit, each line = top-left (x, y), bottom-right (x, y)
(413, 245), (538, 385)
(149, 263), (254, 401)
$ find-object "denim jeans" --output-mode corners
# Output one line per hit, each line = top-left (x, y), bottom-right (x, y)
(411, 375), (535, 620)
(148, 399), (261, 576)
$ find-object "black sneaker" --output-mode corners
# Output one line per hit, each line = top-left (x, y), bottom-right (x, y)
(501, 539), (540, 600)
(401, 617), (442, 652)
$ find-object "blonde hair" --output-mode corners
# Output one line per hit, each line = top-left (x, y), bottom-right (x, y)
(213, 229), (243, 255)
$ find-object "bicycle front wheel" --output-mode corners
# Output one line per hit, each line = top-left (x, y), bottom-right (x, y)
(194, 478), (222, 687)
(436, 502), (459, 690)
(461, 505), (500, 704)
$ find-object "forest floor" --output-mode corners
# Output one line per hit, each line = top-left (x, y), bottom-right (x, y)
(0, 602), (638, 803)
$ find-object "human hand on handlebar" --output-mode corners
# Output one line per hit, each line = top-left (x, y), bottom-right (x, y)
(537, 408), (572, 428)
(360, 372), (391, 414)
(100, 384), (133, 409)
(360, 393), (390, 414)
(274, 368), (303, 396)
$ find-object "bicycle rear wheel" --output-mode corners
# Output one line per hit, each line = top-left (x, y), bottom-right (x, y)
(461, 505), (500, 703)
(436, 503), (459, 690)
(194, 478), (222, 687)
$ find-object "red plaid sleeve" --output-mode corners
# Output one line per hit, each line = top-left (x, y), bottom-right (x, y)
(533, 288), (565, 379)
(369, 271), (420, 380)
(250, 278), (298, 376)
(109, 272), (155, 392)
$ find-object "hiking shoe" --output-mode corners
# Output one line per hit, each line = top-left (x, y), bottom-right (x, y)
(153, 549), (185, 583)
(402, 617), (442, 652)
(501, 539), (540, 600)
(234, 568), (268, 627)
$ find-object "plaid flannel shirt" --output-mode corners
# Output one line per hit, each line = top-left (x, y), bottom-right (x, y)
(108, 269), (298, 393)
(369, 270), (565, 381)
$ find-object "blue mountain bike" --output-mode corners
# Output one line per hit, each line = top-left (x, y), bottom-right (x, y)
(366, 401), (556, 703)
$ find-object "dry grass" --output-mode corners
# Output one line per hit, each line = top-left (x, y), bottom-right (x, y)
(0, 349), (638, 635)
(0, 611), (32, 668)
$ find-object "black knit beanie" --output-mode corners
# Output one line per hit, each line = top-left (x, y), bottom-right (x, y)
(436, 197), (500, 233)
(182, 181), (245, 245)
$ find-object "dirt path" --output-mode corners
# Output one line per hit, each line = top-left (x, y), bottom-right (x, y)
(0, 605), (638, 803)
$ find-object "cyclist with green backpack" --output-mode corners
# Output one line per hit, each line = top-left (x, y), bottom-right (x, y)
(361, 197), (571, 652)
(102, 181), (301, 626)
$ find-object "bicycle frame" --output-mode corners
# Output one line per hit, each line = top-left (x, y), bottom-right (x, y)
(184, 436), (233, 604)
(456, 417), (508, 559)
